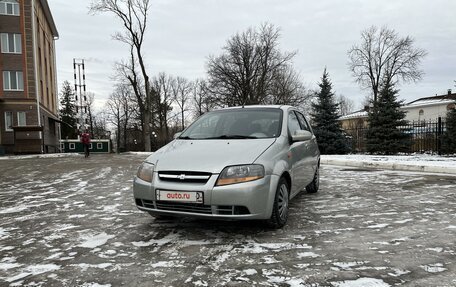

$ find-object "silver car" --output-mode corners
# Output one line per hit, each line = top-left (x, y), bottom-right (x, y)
(133, 105), (320, 228)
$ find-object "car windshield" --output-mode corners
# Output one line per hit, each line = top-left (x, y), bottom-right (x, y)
(179, 108), (282, 139)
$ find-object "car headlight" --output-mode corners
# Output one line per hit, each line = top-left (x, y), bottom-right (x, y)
(216, 164), (265, 186)
(136, 162), (154, 182)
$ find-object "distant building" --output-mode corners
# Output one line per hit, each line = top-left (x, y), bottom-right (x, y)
(403, 90), (456, 123)
(339, 108), (369, 130)
(339, 90), (456, 129)
(0, 0), (59, 154)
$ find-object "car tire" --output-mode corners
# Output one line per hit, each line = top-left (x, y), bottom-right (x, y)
(267, 177), (289, 229)
(306, 166), (319, 193)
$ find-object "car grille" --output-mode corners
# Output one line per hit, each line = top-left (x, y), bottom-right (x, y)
(155, 201), (212, 214)
(158, 171), (212, 184)
(136, 199), (250, 215)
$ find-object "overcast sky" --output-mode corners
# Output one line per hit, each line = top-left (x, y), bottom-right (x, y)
(48, 0), (456, 111)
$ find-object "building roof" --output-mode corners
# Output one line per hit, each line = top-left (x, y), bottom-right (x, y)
(405, 92), (456, 109)
(40, 0), (59, 38)
(339, 109), (368, 121)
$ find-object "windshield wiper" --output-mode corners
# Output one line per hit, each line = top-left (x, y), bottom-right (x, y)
(178, 136), (193, 140)
(204, 134), (258, 139)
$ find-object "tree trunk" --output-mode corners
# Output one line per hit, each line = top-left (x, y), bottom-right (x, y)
(143, 111), (151, 152)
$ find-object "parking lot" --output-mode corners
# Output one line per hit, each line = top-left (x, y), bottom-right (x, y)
(0, 154), (455, 286)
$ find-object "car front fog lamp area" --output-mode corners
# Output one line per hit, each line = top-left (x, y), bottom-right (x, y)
(216, 164), (265, 186)
(137, 162), (154, 182)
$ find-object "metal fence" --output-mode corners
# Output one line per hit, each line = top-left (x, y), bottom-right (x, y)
(344, 118), (447, 154)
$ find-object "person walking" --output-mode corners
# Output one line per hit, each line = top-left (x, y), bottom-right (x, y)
(80, 130), (91, 158)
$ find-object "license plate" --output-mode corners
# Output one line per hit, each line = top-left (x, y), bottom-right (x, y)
(156, 190), (203, 204)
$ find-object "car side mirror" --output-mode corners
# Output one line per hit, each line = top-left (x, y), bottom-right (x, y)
(173, 132), (182, 139)
(292, 130), (312, 142)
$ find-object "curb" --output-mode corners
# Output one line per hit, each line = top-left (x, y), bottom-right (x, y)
(321, 158), (456, 175)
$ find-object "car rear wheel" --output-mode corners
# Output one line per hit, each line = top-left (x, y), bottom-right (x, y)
(267, 177), (289, 229)
(306, 166), (319, 193)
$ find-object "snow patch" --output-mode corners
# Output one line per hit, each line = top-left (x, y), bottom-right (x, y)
(79, 232), (114, 248)
(394, 218), (413, 224)
(426, 247), (443, 253)
(421, 263), (447, 273)
(297, 252), (320, 258)
(5, 264), (61, 283)
(243, 269), (257, 275)
(79, 283), (112, 287)
(76, 263), (112, 272)
(150, 261), (184, 268)
(0, 204), (29, 214)
(367, 223), (389, 229)
(332, 261), (368, 269)
(332, 277), (391, 287)
(0, 262), (22, 270)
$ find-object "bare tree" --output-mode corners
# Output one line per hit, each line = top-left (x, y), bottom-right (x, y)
(106, 84), (134, 152)
(91, 110), (109, 139)
(207, 23), (298, 106)
(348, 26), (427, 103)
(85, 92), (95, 134)
(337, 94), (355, 116)
(192, 79), (214, 118)
(151, 73), (174, 144)
(90, 0), (153, 151)
(172, 76), (192, 130)
(267, 64), (313, 108)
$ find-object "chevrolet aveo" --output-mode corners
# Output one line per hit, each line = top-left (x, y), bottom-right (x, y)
(133, 105), (320, 228)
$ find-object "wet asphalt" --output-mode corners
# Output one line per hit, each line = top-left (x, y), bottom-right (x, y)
(0, 154), (455, 286)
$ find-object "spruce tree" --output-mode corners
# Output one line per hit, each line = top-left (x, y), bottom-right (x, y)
(59, 81), (77, 139)
(442, 108), (456, 154)
(311, 69), (350, 154)
(366, 81), (410, 154)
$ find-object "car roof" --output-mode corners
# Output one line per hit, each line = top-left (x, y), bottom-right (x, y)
(215, 105), (293, 111)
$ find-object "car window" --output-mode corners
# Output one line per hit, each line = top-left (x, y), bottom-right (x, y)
(288, 111), (301, 136)
(295, 111), (311, 132)
(180, 108), (282, 139)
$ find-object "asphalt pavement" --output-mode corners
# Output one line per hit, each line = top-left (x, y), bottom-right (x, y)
(0, 154), (455, 286)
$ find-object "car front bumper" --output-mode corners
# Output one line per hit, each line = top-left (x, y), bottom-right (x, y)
(133, 173), (279, 220)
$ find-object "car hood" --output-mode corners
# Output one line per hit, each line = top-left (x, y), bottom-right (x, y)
(147, 138), (276, 173)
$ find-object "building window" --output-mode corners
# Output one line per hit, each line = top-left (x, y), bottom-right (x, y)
(69, 143), (75, 150)
(17, 111), (26, 126)
(97, 143), (103, 150)
(0, 33), (21, 53)
(4, 111), (13, 131)
(3, 71), (24, 91)
(0, 0), (20, 16)
(418, 109), (424, 116)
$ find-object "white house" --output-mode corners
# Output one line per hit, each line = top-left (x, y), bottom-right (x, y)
(339, 90), (456, 130)
(403, 90), (456, 122)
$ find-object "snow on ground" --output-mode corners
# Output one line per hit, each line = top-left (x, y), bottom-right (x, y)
(322, 154), (456, 174)
(0, 154), (455, 286)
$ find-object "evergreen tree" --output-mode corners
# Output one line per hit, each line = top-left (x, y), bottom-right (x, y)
(311, 69), (350, 154)
(366, 81), (410, 154)
(59, 81), (77, 139)
(442, 108), (456, 154)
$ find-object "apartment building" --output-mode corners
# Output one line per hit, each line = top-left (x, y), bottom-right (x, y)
(0, 0), (59, 154)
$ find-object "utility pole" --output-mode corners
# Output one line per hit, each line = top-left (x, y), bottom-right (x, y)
(73, 59), (88, 135)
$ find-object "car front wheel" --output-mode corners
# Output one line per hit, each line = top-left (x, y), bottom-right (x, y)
(306, 166), (319, 193)
(267, 177), (289, 228)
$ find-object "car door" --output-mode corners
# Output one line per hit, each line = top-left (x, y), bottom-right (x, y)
(287, 110), (307, 197)
(295, 111), (319, 185)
